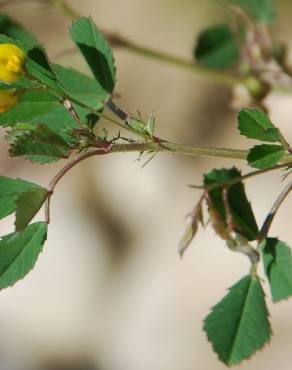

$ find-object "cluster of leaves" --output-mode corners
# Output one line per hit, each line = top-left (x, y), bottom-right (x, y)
(180, 163), (292, 365)
(194, 0), (287, 102)
(0, 15), (121, 289)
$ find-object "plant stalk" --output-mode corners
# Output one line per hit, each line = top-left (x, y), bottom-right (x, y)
(259, 180), (292, 240)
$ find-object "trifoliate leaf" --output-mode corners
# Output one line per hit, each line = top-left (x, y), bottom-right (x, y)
(0, 222), (47, 290)
(194, 24), (240, 70)
(238, 108), (281, 143)
(204, 275), (271, 366)
(247, 144), (285, 169)
(229, 0), (275, 23)
(204, 168), (259, 240)
(70, 17), (116, 94)
(0, 176), (47, 221)
(15, 188), (48, 231)
(261, 238), (292, 302)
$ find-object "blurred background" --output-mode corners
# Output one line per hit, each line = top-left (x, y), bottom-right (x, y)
(0, 0), (291, 369)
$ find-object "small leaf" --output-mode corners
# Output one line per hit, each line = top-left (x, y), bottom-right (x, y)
(70, 17), (116, 94)
(261, 238), (292, 302)
(194, 24), (240, 70)
(0, 33), (28, 52)
(0, 176), (46, 221)
(238, 108), (281, 143)
(229, 0), (275, 23)
(0, 91), (78, 131)
(25, 46), (60, 90)
(204, 168), (259, 240)
(178, 204), (203, 258)
(247, 144), (285, 169)
(0, 13), (38, 48)
(10, 137), (71, 161)
(0, 222), (47, 290)
(204, 275), (271, 366)
(0, 76), (41, 90)
(15, 188), (48, 231)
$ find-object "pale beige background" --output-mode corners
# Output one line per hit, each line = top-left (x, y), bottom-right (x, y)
(0, 1), (291, 369)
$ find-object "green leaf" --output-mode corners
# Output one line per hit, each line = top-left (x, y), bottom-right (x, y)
(70, 17), (116, 94)
(238, 108), (281, 143)
(0, 76), (41, 90)
(25, 46), (60, 90)
(204, 275), (271, 366)
(0, 176), (47, 221)
(194, 24), (240, 70)
(0, 13), (38, 48)
(247, 144), (285, 169)
(229, 0), (275, 23)
(0, 222), (47, 290)
(0, 91), (78, 130)
(10, 136), (71, 161)
(6, 113), (77, 163)
(261, 238), (292, 302)
(204, 168), (259, 240)
(15, 188), (48, 231)
(52, 64), (106, 111)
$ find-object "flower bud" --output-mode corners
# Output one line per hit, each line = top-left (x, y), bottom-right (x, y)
(0, 90), (19, 112)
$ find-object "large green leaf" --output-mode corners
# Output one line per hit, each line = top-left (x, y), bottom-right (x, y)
(261, 238), (292, 302)
(0, 176), (47, 221)
(204, 275), (271, 366)
(194, 24), (240, 70)
(0, 222), (47, 290)
(0, 91), (78, 129)
(229, 0), (275, 23)
(247, 144), (285, 169)
(70, 17), (116, 94)
(0, 13), (38, 48)
(238, 108), (281, 143)
(204, 168), (259, 240)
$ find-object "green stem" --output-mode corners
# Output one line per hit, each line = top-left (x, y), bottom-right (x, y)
(110, 35), (243, 88)
(189, 161), (292, 191)
(44, 143), (292, 223)
(48, 0), (80, 19)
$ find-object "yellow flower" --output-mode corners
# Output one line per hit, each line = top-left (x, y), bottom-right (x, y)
(0, 90), (19, 112)
(0, 44), (25, 82)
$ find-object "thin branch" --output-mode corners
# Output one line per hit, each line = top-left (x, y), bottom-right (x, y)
(45, 148), (111, 223)
(189, 161), (292, 191)
(259, 180), (292, 240)
(44, 142), (292, 224)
